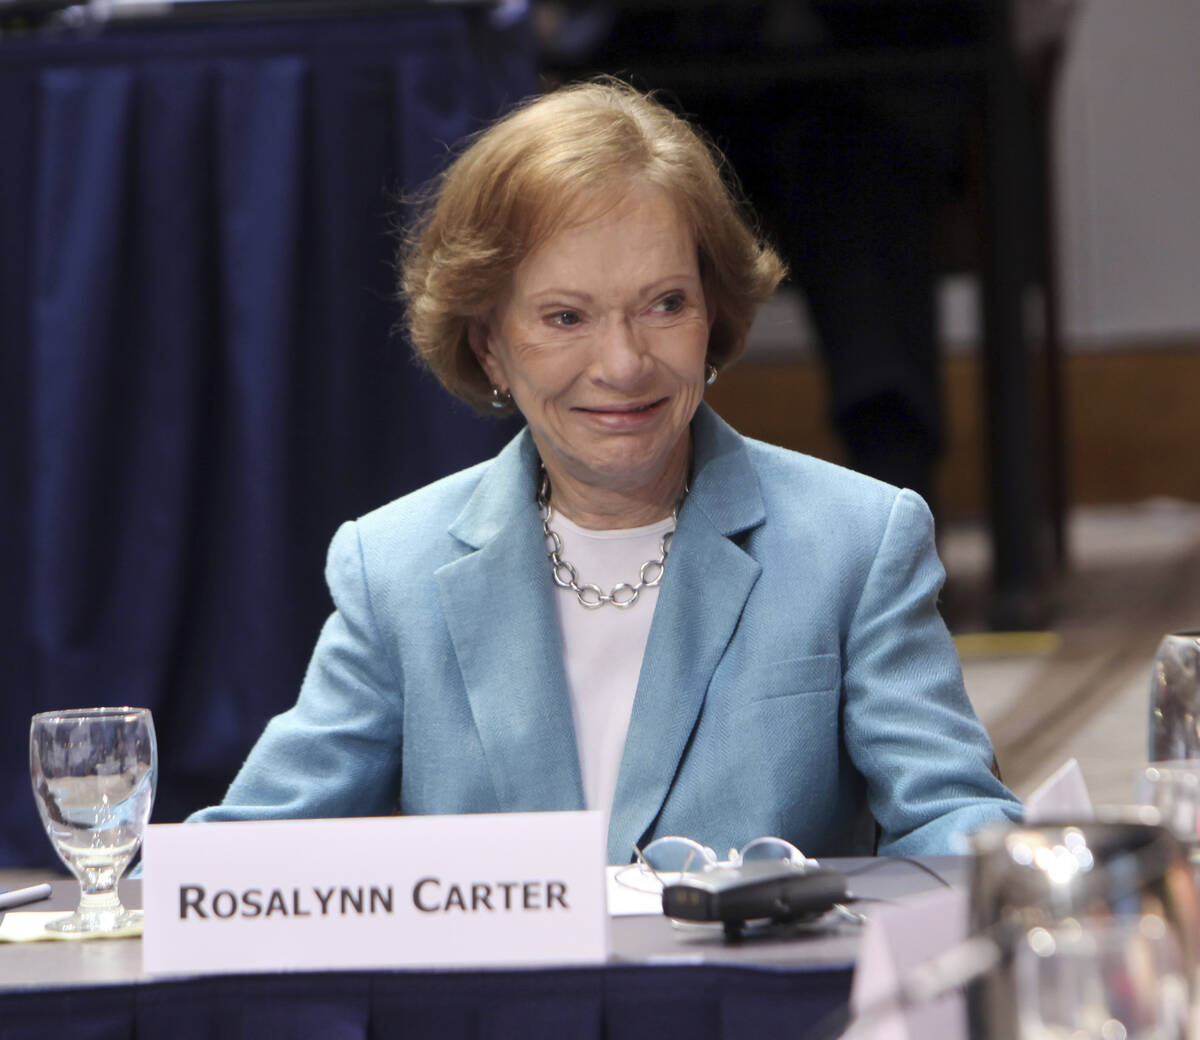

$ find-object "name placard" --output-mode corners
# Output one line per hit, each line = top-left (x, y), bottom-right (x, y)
(141, 811), (608, 975)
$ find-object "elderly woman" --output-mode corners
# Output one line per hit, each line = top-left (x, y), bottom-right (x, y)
(191, 80), (1021, 861)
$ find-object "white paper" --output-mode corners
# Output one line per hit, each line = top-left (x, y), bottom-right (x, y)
(846, 886), (968, 1040)
(1025, 757), (1093, 823)
(141, 812), (608, 975)
(0, 910), (142, 943)
(605, 864), (667, 916)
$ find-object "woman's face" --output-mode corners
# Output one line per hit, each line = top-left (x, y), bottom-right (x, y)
(471, 181), (711, 515)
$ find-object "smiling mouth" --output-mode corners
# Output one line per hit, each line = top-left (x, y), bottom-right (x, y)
(578, 398), (667, 414)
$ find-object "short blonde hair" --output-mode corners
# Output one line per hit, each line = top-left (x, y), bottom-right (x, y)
(398, 78), (785, 413)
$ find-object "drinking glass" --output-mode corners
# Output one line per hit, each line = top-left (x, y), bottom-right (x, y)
(1013, 913), (1191, 1040)
(1148, 631), (1200, 761)
(1136, 762), (1200, 848)
(969, 821), (1200, 1040)
(29, 707), (157, 934)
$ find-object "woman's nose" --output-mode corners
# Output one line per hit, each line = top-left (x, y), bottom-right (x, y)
(591, 316), (650, 388)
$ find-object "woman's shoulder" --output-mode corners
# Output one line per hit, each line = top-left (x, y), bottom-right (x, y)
(733, 433), (939, 578)
(742, 433), (920, 522)
(696, 404), (905, 510)
(328, 426), (538, 578)
(324, 457), (495, 582)
(691, 405), (931, 546)
(361, 459), (492, 535)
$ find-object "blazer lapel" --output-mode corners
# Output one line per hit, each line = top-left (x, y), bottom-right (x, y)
(607, 405), (766, 862)
(436, 431), (585, 813)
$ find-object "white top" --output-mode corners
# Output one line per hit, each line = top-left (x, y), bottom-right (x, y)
(549, 510), (675, 820)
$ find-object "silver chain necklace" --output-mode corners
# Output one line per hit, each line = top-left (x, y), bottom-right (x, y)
(537, 467), (684, 609)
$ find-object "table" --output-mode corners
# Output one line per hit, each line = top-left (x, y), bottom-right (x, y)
(0, 857), (968, 1039)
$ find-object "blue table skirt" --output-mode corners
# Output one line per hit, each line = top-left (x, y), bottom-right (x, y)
(0, 963), (852, 1040)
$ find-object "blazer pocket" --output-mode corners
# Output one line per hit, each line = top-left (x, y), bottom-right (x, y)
(730, 654), (841, 712)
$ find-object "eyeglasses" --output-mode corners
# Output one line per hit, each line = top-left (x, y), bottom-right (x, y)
(615, 834), (818, 896)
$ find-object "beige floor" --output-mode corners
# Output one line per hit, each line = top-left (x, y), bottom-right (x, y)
(947, 498), (1200, 806)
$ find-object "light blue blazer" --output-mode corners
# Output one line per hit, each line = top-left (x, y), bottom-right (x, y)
(192, 404), (1021, 861)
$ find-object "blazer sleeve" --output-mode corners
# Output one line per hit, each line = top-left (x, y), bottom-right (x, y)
(188, 520), (404, 822)
(840, 489), (1023, 854)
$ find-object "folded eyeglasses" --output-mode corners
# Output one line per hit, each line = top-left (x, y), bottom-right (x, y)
(616, 834), (818, 896)
(639, 834), (816, 873)
(618, 834), (869, 931)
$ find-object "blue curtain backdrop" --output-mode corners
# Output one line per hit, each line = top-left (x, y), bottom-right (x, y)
(0, 8), (532, 866)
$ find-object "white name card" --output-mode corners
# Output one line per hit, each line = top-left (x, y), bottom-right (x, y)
(847, 886), (968, 1040)
(141, 811), (608, 975)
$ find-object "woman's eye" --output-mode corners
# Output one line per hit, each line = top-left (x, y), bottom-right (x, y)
(654, 294), (684, 314)
(550, 310), (581, 327)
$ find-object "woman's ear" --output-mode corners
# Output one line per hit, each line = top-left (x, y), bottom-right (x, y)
(468, 322), (505, 390)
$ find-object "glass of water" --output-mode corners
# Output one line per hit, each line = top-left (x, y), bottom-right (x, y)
(1136, 761), (1200, 847)
(29, 707), (157, 933)
(1014, 913), (1191, 1040)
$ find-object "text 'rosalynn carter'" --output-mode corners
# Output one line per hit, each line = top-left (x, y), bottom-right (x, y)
(178, 878), (570, 919)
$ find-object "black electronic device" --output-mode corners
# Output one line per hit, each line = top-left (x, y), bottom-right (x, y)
(661, 860), (849, 938)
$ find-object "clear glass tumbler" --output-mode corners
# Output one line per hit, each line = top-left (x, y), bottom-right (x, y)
(1148, 631), (1200, 762)
(1137, 761), (1200, 847)
(29, 707), (157, 933)
(1014, 913), (1191, 1040)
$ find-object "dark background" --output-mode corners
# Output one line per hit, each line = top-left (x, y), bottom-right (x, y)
(1, 4), (531, 866)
